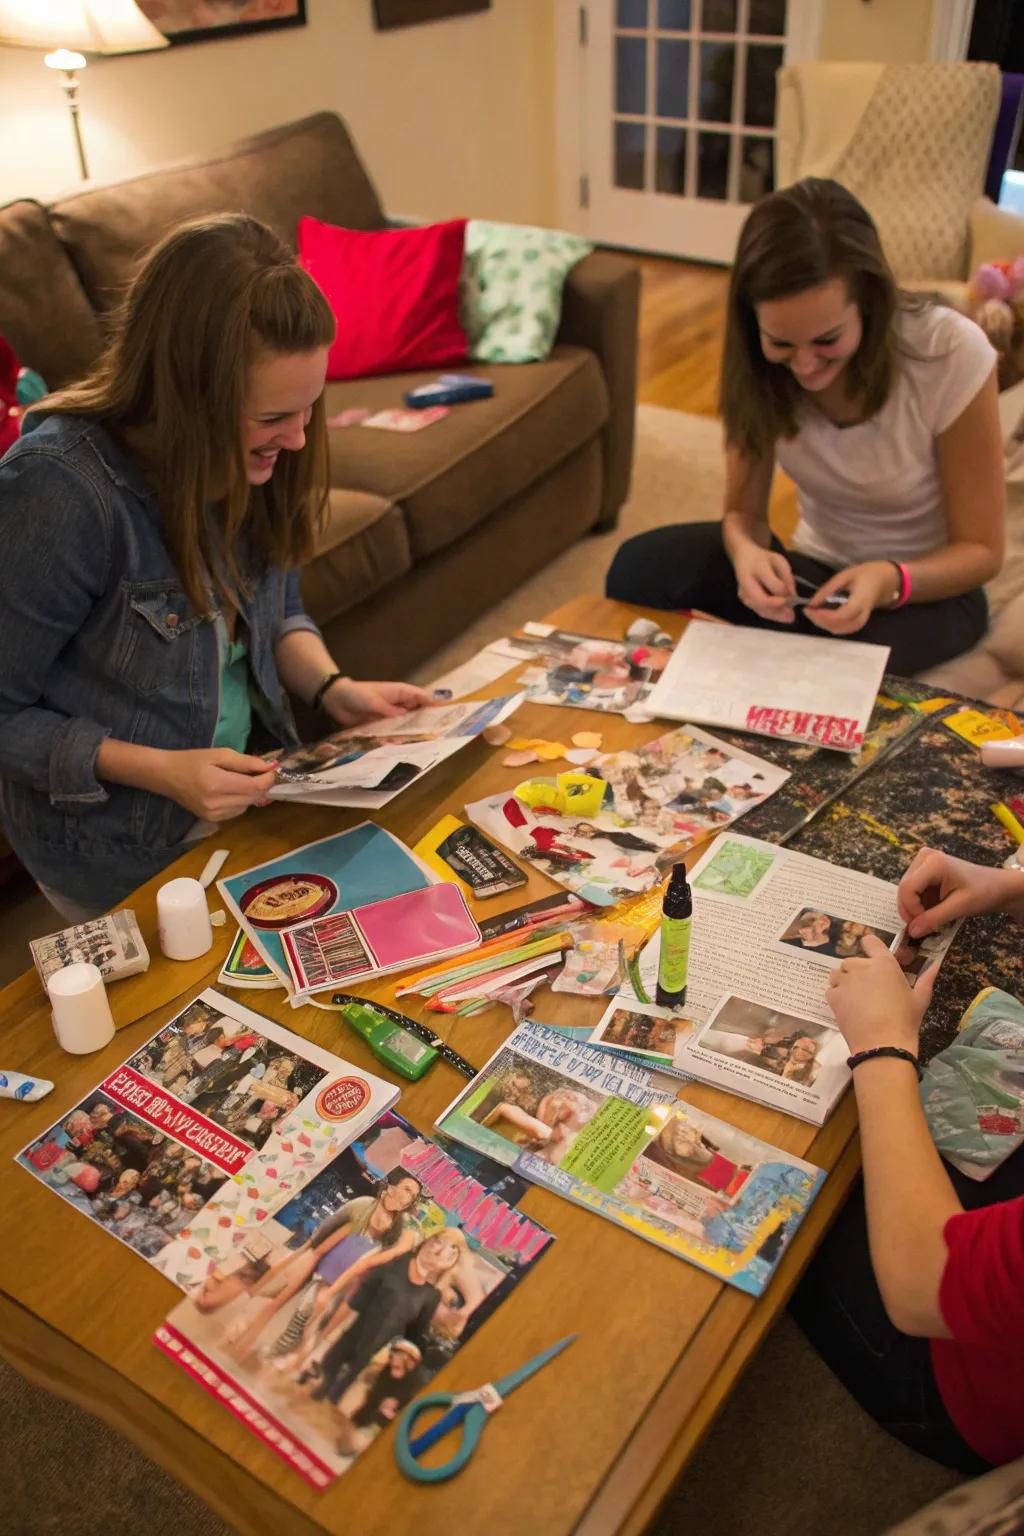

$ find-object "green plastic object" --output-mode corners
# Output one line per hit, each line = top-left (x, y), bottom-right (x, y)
(15, 368), (47, 406)
(339, 1000), (438, 1081)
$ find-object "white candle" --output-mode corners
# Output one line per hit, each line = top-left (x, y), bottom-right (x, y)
(47, 962), (116, 1054)
(157, 876), (213, 961)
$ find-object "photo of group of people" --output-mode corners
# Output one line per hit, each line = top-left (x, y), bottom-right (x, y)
(468, 724), (788, 907)
(29, 909), (148, 986)
(18, 1091), (227, 1263)
(696, 996), (845, 1089)
(161, 1111), (552, 1481)
(776, 908), (899, 967)
(513, 629), (674, 715)
(126, 998), (327, 1152)
(590, 1001), (690, 1064)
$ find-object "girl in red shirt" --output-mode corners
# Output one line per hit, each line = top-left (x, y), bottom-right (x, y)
(791, 848), (1024, 1471)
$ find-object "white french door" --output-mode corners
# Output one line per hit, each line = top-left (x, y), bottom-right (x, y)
(567, 0), (822, 263)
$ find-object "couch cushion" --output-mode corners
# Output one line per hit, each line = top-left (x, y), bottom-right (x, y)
(299, 489), (411, 629)
(0, 200), (104, 388)
(49, 112), (386, 316)
(322, 345), (608, 559)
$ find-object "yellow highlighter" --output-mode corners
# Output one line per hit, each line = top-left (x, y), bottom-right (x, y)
(991, 802), (1024, 845)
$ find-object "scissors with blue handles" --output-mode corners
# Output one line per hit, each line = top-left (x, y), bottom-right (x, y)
(394, 1333), (576, 1483)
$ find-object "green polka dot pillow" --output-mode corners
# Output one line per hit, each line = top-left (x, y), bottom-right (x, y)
(460, 220), (594, 363)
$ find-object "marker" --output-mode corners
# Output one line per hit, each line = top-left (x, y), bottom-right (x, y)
(991, 801), (1024, 845)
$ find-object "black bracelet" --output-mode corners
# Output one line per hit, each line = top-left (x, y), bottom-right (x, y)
(847, 1046), (923, 1081)
(311, 670), (346, 712)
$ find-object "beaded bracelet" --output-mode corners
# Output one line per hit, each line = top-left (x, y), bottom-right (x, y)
(847, 1045), (923, 1081)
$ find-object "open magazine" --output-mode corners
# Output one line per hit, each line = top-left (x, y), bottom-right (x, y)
(436, 1021), (824, 1297)
(611, 833), (909, 1125)
(218, 823), (440, 1004)
(156, 1110), (553, 1488)
(466, 724), (789, 907)
(645, 620), (889, 752)
(266, 694), (521, 809)
(16, 989), (398, 1288)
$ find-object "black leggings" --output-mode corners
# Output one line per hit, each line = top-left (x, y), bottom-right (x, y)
(606, 523), (988, 678)
(789, 1146), (1024, 1474)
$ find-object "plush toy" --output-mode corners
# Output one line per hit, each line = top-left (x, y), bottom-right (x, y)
(967, 256), (1024, 389)
(0, 336), (47, 458)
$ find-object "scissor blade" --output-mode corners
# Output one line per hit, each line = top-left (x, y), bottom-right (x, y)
(494, 1333), (577, 1398)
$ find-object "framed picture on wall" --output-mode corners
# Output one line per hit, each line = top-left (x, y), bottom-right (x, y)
(372, 0), (489, 28)
(137, 1), (307, 46)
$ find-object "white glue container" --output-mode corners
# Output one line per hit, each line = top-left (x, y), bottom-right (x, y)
(47, 962), (116, 1054)
(157, 876), (213, 961)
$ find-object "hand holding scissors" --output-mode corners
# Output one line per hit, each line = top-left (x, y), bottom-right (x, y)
(394, 1334), (576, 1483)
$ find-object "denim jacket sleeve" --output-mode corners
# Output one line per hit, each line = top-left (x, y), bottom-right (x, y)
(0, 449), (114, 808)
(279, 568), (322, 642)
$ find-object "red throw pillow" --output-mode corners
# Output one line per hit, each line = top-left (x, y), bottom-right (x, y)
(298, 215), (468, 381)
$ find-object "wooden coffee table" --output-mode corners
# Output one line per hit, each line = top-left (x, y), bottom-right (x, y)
(0, 597), (867, 1536)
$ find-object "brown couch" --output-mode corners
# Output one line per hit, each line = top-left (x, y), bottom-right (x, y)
(0, 112), (640, 682)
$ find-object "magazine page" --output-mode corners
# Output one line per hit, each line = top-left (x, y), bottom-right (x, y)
(219, 927), (279, 990)
(466, 724), (789, 908)
(267, 695), (522, 807)
(435, 1021), (824, 1296)
(217, 823), (436, 999)
(628, 833), (905, 1123)
(645, 620), (889, 752)
(279, 884), (481, 1000)
(30, 909), (149, 987)
(16, 989), (398, 1289)
(492, 625), (675, 716)
(155, 1109), (553, 1489)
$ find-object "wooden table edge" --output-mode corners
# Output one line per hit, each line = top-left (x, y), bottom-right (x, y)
(577, 1130), (863, 1536)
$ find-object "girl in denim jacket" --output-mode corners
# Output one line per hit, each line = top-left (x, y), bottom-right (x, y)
(0, 214), (430, 917)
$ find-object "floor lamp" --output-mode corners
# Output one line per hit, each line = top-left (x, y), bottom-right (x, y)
(0, 1), (169, 181)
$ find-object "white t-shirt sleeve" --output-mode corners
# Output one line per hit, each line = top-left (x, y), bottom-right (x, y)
(917, 306), (997, 436)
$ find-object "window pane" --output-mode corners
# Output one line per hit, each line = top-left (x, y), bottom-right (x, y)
(748, 0), (785, 35)
(616, 35), (647, 115)
(616, 0), (648, 26)
(614, 120), (646, 190)
(745, 42), (783, 128)
(739, 135), (774, 201)
(656, 38), (690, 119)
(657, 0), (691, 27)
(697, 131), (730, 199)
(701, 0), (737, 31)
(699, 40), (734, 123)
(655, 126), (688, 194)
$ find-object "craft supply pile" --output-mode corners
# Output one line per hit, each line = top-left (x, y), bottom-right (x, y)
(13, 617), (1021, 1490)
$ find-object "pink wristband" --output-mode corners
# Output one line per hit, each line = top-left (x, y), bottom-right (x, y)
(890, 561), (912, 609)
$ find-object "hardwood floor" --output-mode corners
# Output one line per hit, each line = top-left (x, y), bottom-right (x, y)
(635, 253), (730, 415)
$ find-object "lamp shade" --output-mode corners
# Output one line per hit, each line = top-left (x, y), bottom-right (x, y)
(0, 0), (169, 54)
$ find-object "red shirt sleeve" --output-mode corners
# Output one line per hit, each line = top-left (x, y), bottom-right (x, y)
(938, 1195), (1024, 1347)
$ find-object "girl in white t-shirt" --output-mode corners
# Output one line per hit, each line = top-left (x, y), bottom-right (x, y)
(607, 179), (1005, 675)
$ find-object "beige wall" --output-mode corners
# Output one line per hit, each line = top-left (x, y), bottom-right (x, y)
(0, 0), (556, 222)
(819, 0), (935, 63)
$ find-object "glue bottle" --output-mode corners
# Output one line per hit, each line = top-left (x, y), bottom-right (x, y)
(656, 863), (692, 1009)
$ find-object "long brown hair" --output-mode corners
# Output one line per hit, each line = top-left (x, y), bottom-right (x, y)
(720, 178), (908, 460)
(38, 213), (336, 615)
